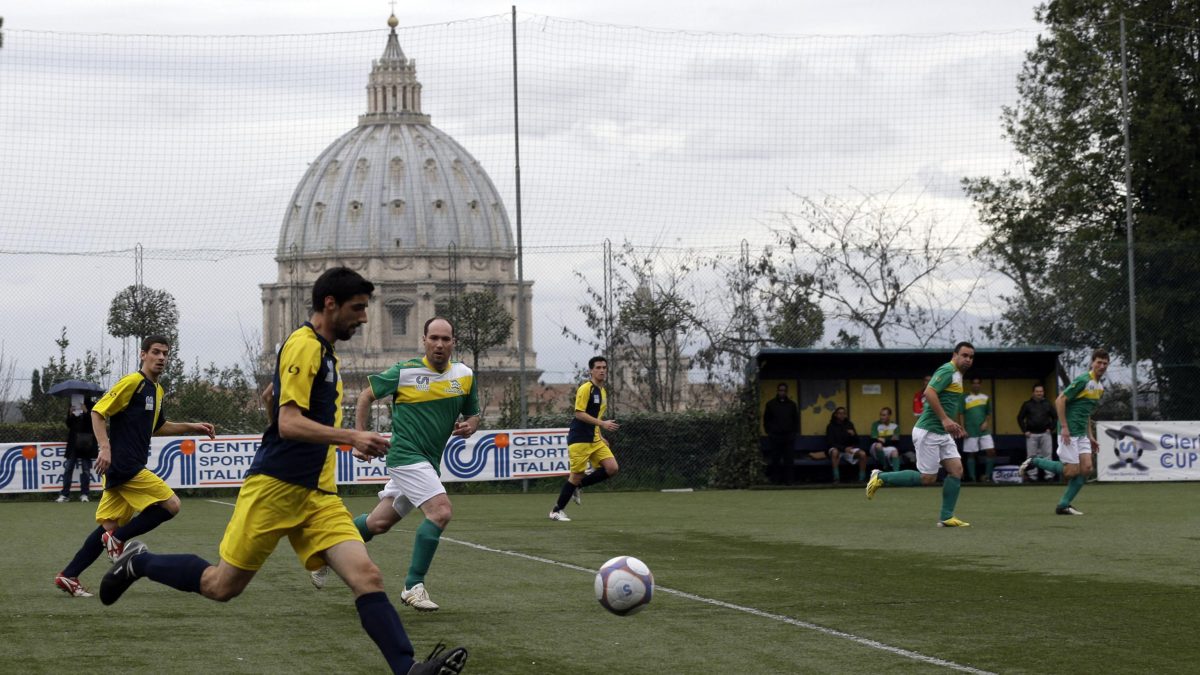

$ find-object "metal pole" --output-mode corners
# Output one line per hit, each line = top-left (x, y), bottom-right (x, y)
(511, 6), (529, 493)
(1120, 14), (1139, 420)
(511, 5), (527, 429)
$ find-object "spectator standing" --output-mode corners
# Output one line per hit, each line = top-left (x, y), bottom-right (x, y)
(57, 395), (100, 503)
(1016, 384), (1057, 482)
(762, 383), (800, 484)
(912, 375), (932, 416)
(826, 406), (864, 483)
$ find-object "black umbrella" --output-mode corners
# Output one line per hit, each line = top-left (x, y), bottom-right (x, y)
(47, 379), (106, 397)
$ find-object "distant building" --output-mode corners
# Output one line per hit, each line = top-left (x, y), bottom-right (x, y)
(261, 15), (537, 386)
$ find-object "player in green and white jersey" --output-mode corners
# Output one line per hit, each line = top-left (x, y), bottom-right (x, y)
(960, 377), (996, 482)
(869, 407), (902, 472)
(866, 342), (974, 527)
(1020, 349), (1109, 516)
(311, 317), (480, 611)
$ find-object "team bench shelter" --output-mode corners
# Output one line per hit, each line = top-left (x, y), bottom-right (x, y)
(755, 347), (1066, 482)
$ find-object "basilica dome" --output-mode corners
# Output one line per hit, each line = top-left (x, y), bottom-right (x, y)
(276, 22), (514, 260)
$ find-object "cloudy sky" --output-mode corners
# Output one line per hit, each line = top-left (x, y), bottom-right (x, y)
(0, 1), (1045, 390)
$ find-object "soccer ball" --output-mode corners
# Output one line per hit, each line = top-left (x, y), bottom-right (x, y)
(594, 555), (654, 616)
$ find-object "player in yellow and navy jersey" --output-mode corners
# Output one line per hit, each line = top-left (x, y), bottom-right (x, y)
(314, 316), (480, 612)
(866, 342), (974, 528)
(96, 267), (469, 675)
(549, 355), (621, 522)
(54, 335), (214, 598)
(1021, 348), (1109, 516)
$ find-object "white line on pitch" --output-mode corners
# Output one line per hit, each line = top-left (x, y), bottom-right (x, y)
(200, 499), (992, 674)
(441, 535), (996, 675)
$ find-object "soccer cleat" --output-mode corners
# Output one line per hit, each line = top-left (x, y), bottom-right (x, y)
(408, 642), (468, 675)
(1019, 457), (1034, 479)
(548, 509), (571, 522)
(54, 574), (94, 598)
(572, 486), (582, 506)
(79, 494), (89, 502)
(101, 530), (124, 562)
(937, 517), (971, 527)
(1056, 505), (1084, 516)
(99, 539), (148, 605)
(55, 494), (70, 503)
(311, 565), (329, 589)
(865, 469), (883, 500)
(400, 583), (440, 612)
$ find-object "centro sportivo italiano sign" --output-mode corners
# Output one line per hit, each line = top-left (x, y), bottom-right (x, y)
(0, 429), (572, 494)
(1096, 421), (1200, 482)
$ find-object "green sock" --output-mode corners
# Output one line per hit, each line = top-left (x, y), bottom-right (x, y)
(881, 470), (922, 487)
(984, 458), (995, 480)
(405, 520), (443, 589)
(858, 469), (866, 481)
(890, 456), (900, 472)
(940, 476), (961, 521)
(965, 457), (977, 481)
(1032, 457), (1064, 474)
(353, 513), (374, 543)
(1059, 475), (1085, 508)
(832, 466), (840, 482)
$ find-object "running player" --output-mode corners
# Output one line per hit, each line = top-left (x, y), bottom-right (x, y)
(1020, 349), (1108, 515)
(54, 335), (214, 598)
(97, 267), (468, 675)
(549, 356), (619, 521)
(311, 316), (480, 615)
(866, 342), (973, 527)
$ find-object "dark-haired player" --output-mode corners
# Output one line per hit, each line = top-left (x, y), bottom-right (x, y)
(98, 267), (468, 675)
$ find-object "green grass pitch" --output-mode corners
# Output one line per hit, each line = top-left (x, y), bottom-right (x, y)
(6, 482), (1199, 674)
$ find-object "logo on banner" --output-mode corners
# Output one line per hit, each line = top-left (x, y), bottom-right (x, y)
(336, 445), (355, 482)
(151, 439), (198, 486)
(1105, 424), (1153, 472)
(0, 445), (38, 490)
(443, 433), (510, 479)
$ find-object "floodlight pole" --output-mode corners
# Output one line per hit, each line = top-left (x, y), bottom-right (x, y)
(1119, 15), (1139, 420)
(511, 6), (530, 495)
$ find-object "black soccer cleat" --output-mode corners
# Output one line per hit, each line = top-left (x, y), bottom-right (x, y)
(408, 642), (469, 675)
(99, 539), (148, 605)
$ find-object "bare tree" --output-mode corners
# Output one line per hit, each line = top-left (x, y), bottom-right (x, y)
(769, 190), (980, 348)
(0, 341), (18, 423)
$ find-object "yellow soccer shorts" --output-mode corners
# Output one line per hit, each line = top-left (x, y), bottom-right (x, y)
(219, 473), (362, 572)
(567, 440), (614, 475)
(95, 469), (175, 526)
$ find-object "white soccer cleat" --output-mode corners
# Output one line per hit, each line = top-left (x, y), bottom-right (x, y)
(79, 494), (89, 502)
(400, 583), (440, 612)
(1055, 505), (1084, 516)
(54, 574), (93, 597)
(101, 530), (125, 562)
(572, 486), (582, 506)
(548, 510), (571, 522)
(55, 495), (69, 503)
(311, 565), (329, 589)
(1019, 457), (1034, 479)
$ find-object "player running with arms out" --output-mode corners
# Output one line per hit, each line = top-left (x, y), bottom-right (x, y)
(311, 316), (480, 614)
(866, 342), (974, 528)
(1020, 349), (1109, 516)
(97, 268), (468, 675)
(549, 356), (619, 522)
(54, 335), (214, 598)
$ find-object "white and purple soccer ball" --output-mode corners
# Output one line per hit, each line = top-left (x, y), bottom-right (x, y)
(594, 555), (654, 616)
